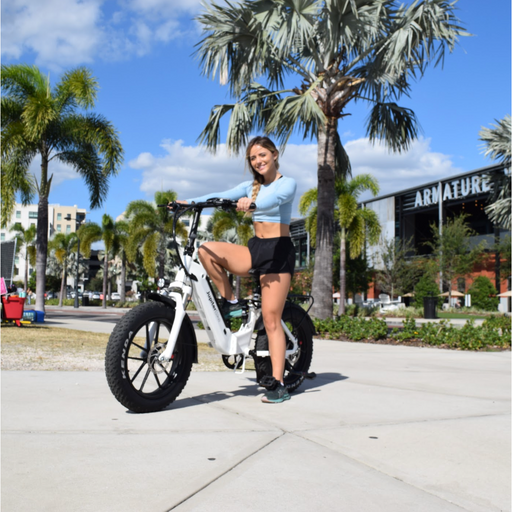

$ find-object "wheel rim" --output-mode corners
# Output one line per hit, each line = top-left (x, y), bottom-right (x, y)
(122, 317), (185, 400)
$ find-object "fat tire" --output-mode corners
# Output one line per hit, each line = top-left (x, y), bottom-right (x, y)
(253, 303), (314, 393)
(105, 301), (194, 413)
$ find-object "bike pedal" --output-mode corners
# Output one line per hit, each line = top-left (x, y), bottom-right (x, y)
(259, 375), (279, 390)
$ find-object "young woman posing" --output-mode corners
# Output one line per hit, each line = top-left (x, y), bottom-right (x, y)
(176, 136), (297, 404)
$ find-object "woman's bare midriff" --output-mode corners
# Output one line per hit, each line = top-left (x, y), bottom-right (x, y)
(253, 222), (290, 238)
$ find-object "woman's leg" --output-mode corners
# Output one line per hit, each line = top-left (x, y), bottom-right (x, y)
(260, 273), (292, 383)
(198, 242), (252, 299)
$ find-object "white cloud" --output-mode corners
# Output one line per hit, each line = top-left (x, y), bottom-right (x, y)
(1, 0), (202, 69)
(2, 0), (104, 69)
(129, 137), (463, 216)
(346, 137), (463, 200)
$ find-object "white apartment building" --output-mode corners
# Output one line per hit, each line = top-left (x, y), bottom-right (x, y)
(1, 203), (86, 285)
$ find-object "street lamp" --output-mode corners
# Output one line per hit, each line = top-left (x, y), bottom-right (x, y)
(65, 215), (82, 309)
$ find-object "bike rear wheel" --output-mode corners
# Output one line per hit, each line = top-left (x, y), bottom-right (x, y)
(253, 303), (314, 393)
(105, 301), (195, 413)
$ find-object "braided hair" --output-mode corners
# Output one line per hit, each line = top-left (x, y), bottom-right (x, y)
(244, 136), (280, 217)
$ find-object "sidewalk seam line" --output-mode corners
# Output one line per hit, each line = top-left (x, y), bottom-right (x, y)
(164, 432), (285, 511)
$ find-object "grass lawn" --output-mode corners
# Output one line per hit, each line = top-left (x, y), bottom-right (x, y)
(437, 312), (490, 320)
(0, 323), (229, 371)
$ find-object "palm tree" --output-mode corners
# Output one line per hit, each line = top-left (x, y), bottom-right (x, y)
(1, 64), (123, 312)
(78, 213), (117, 308)
(479, 115), (511, 230)
(300, 174), (381, 315)
(207, 208), (254, 298)
(125, 191), (187, 280)
(49, 232), (78, 307)
(11, 223), (36, 290)
(195, 0), (467, 318)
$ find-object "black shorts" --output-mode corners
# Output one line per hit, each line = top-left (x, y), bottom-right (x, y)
(248, 236), (296, 277)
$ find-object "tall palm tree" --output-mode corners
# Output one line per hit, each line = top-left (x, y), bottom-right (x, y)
(300, 174), (381, 315)
(11, 223), (36, 290)
(479, 115), (511, 230)
(110, 220), (130, 303)
(125, 191), (187, 280)
(195, 0), (467, 318)
(79, 214), (117, 309)
(49, 232), (78, 307)
(207, 208), (254, 298)
(1, 64), (123, 311)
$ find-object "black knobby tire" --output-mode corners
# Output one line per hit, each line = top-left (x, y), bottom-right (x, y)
(105, 301), (195, 413)
(253, 303), (314, 393)
(282, 304), (314, 392)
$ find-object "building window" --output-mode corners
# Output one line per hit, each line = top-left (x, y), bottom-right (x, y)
(57, 213), (62, 221)
(29, 211), (38, 219)
(15, 257), (19, 264)
(0, 233), (5, 241)
(14, 267), (19, 276)
(57, 224), (61, 232)
(66, 225), (71, 233)
(16, 211), (21, 219)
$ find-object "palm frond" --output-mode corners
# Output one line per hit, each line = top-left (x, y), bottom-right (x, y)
(479, 115), (511, 167)
(366, 101), (420, 152)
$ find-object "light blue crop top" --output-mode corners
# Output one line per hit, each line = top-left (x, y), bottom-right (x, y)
(186, 176), (296, 225)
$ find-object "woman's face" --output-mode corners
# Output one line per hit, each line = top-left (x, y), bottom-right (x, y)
(249, 144), (278, 183)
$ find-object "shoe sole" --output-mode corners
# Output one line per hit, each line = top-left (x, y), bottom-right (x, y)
(261, 394), (290, 404)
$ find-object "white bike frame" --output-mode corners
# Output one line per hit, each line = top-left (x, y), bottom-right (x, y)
(157, 237), (298, 372)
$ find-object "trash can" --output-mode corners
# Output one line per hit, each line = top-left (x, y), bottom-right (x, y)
(1, 295), (26, 326)
(423, 296), (438, 319)
(82, 295), (89, 306)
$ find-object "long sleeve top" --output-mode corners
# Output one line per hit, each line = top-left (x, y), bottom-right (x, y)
(186, 176), (296, 225)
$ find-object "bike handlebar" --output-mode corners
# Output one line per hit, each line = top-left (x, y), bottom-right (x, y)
(157, 198), (256, 212)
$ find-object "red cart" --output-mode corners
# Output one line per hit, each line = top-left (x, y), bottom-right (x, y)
(1, 295), (26, 326)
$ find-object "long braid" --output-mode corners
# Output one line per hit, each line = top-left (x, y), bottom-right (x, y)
(244, 180), (262, 218)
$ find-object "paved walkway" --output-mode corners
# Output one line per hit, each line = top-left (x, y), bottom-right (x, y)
(2, 307), (510, 511)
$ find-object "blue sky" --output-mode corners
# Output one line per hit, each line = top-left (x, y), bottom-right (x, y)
(2, 0), (511, 226)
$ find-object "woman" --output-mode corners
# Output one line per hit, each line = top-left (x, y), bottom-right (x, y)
(177, 136), (296, 404)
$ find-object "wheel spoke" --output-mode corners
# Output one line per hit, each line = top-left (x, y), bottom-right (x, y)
(130, 359), (147, 382)
(152, 371), (162, 388)
(138, 366), (152, 392)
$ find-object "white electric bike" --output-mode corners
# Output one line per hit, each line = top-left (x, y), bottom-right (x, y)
(105, 199), (315, 413)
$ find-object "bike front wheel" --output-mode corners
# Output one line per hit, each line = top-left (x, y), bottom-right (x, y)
(105, 301), (195, 413)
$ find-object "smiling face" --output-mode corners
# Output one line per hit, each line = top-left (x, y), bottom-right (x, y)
(249, 144), (279, 183)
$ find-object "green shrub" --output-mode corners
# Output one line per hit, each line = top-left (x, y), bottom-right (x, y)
(313, 315), (388, 341)
(414, 274), (442, 309)
(468, 276), (499, 311)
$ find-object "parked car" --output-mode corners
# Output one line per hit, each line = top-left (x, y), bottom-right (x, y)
(91, 292), (101, 300)
(45, 291), (58, 300)
(111, 292), (121, 301)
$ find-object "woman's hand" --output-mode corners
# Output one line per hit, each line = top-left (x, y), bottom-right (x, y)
(236, 197), (254, 212)
(167, 200), (187, 211)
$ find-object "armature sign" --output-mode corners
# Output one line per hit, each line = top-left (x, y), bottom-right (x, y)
(414, 174), (491, 208)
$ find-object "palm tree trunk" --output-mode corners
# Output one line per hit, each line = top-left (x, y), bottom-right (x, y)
(158, 235), (166, 279)
(24, 247), (29, 291)
(311, 118), (337, 319)
(59, 265), (66, 307)
(235, 275), (241, 300)
(339, 228), (346, 316)
(120, 255), (126, 303)
(102, 253), (108, 309)
(35, 157), (50, 311)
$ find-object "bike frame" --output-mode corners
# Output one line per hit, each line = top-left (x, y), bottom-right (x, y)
(157, 201), (298, 371)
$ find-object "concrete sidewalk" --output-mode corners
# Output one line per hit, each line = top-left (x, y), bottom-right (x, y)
(2, 325), (510, 511)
